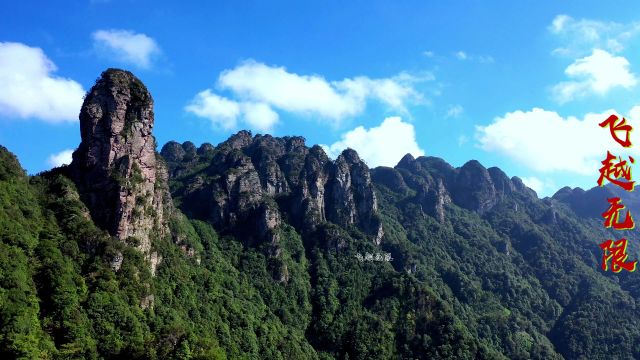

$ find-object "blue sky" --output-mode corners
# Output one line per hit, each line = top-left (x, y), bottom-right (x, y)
(2, 1), (640, 197)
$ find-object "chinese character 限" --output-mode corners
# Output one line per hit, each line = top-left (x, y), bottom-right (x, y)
(597, 151), (635, 191)
(602, 197), (635, 230)
(599, 114), (633, 148)
(600, 238), (637, 273)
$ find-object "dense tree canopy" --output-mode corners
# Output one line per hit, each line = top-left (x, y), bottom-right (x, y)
(0, 142), (638, 359)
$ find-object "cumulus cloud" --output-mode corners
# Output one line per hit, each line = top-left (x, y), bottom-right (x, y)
(476, 107), (640, 175)
(220, 61), (425, 122)
(186, 60), (429, 131)
(552, 49), (636, 103)
(242, 102), (279, 132)
(47, 149), (74, 168)
(184, 90), (279, 132)
(521, 176), (544, 194)
(321, 117), (425, 167)
(92, 29), (160, 69)
(185, 90), (241, 129)
(549, 14), (640, 56)
(0, 42), (84, 122)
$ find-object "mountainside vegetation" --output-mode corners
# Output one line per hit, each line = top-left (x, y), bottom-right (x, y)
(1, 69), (638, 359)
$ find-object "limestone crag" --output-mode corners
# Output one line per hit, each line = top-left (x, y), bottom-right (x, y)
(69, 69), (170, 255)
(162, 132), (383, 246)
(389, 154), (537, 221)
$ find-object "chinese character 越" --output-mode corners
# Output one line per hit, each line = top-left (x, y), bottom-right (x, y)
(597, 151), (635, 191)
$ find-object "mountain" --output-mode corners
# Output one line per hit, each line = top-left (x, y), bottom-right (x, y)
(1, 68), (639, 359)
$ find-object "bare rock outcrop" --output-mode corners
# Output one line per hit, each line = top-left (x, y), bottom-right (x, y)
(386, 153), (540, 221)
(163, 133), (383, 246)
(69, 69), (170, 256)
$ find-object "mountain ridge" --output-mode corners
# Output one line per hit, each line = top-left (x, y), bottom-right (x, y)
(1, 68), (639, 359)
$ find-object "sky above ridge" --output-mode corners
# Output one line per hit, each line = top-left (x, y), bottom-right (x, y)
(2, 1), (640, 197)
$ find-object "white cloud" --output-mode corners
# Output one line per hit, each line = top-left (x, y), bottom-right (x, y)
(521, 176), (557, 196)
(455, 51), (468, 60)
(423, 50), (435, 58)
(47, 149), (74, 168)
(549, 14), (640, 56)
(242, 102), (279, 132)
(0, 42), (84, 122)
(220, 60), (426, 123)
(453, 51), (493, 63)
(552, 49), (636, 103)
(476, 107), (640, 175)
(185, 91), (280, 132)
(446, 104), (464, 118)
(521, 176), (544, 194)
(629, 105), (640, 121)
(321, 117), (425, 167)
(550, 15), (571, 33)
(92, 29), (160, 69)
(185, 90), (240, 130)
(457, 135), (468, 146)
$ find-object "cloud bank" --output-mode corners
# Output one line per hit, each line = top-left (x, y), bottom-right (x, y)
(322, 116), (425, 167)
(185, 60), (430, 132)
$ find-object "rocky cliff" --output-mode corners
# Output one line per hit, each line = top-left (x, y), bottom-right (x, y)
(162, 132), (542, 249)
(162, 132), (383, 247)
(68, 69), (171, 260)
(373, 153), (537, 223)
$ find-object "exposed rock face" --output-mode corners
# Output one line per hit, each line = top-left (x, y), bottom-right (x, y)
(371, 166), (409, 193)
(326, 149), (381, 235)
(69, 69), (170, 256)
(451, 160), (498, 214)
(388, 153), (538, 221)
(552, 184), (639, 219)
(163, 133), (383, 246)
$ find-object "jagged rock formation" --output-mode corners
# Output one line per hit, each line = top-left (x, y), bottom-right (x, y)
(552, 185), (627, 219)
(377, 153), (537, 222)
(161, 132), (383, 246)
(68, 69), (171, 257)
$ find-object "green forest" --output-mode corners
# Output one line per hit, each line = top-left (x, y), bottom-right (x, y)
(2, 137), (640, 359)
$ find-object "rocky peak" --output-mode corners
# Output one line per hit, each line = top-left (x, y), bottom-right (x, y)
(69, 68), (170, 256)
(197, 142), (215, 156)
(487, 167), (515, 196)
(442, 160), (534, 214)
(397, 153), (416, 169)
(327, 149), (382, 242)
(371, 167), (408, 193)
(374, 154), (542, 221)
(552, 185), (621, 219)
(160, 141), (186, 163)
(167, 133), (383, 246)
(223, 130), (253, 150)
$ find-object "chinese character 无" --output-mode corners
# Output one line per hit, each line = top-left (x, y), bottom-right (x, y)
(599, 114), (633, 148)
(600, 238), (637, 273)
(597, 151), (635, 191)
(602, 197), (635, 230)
